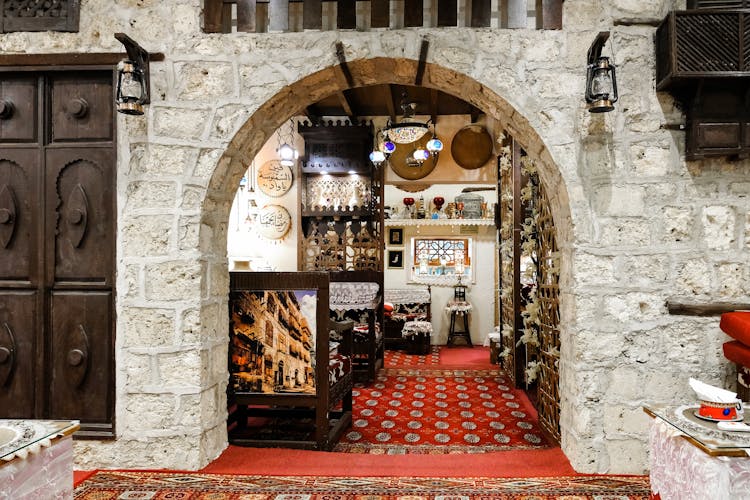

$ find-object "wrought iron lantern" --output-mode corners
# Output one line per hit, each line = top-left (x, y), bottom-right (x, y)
(115, 33), (151, 116)
(585, 32), (618, 113)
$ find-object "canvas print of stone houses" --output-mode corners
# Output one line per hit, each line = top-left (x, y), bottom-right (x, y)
(229, 290), (317, 394)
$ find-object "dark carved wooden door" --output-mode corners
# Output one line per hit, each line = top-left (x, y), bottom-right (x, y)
(0, 70), (115, 437)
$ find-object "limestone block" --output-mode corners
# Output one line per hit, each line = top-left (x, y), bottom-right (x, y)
(610, 0), (670, 20)
(562, 0), (605, 30)
(180, 308), (202, 345)
(581, 137), (617, 177)
(178, 216), (201, 250)
(200, 302), (227, 343)
(662, 206), (693, 243)
(599, 217), (651, 246)
(144, 261), (202, 301)
(702, 206), (736, 250)
(603, 405), (650, 436)
(619, 254), (669, 286)
(120, 307), (176, 347)
(604, 438), (648, 475)
(122, 113), (148, 138)
(629, 143), (671, 177)
(158, 349), (207, 388)
(730, 181), (750, 196)
(211, 104), (252, 141)
(201, 423), (229, 466)
(607, 366), (644, 401)
(209, 343), (228, 383)
(593, 184), (645, 216)
(122, 351), (153, 392)
(173, 62), (235, 101)
(125, 181), (177, 211)
(674, 258), (712, 295)
(122, 393), (176, 432)
(716, 262), (745, 297)
(129, 144), (197, 176)
(239, 65), (288, 103)
(193, 148), (225, 179)
(682, 181), (719, 199)
(605, 292), (665, 323)
(644, 183), (678, 205)
(746, 211), (750, 249)
(182, 185), (206, 210)
(572, 253), (616, 286)
(121, 215), (173, 257)
(152, 107), (211, 140)
(119, 264), (142, 300)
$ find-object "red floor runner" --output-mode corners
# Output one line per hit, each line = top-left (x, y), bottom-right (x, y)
(336, 369), (547, 453)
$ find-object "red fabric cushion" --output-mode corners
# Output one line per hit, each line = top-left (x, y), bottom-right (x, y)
(383, 302), (394, 313)
(720, 312), (750, 346)
(723, 340), (750, 367)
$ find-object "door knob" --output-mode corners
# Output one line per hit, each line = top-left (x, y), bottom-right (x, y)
(0, 100), (14, 119)
(67, 349), (86, 367)
(0, 347), (10, 364)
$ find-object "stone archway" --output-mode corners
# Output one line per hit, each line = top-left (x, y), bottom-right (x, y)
(201, 56), (578, 463)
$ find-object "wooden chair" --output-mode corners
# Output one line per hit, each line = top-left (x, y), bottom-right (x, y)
(226, 272), (353, 450)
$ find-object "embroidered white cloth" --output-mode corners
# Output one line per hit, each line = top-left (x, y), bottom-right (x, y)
(402, 320), (433, 338)
(330, 282), (380, 311)
(649, 417), (750, 499)
(384, 288), (431, 305)
(445, 300), (472, 314)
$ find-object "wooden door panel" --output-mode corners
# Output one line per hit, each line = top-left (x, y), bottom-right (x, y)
(0, 75), (38, 143)
(49, 72), (113, 143)
(49, 291), (113, 427)
(0, 291), (37, 418)
(46, 148), (114, 286)
(0, 149), (39, 284)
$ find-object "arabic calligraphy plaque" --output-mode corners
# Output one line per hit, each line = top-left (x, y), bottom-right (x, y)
(256, 204), (291, 240)
(257, 160), (293, 197)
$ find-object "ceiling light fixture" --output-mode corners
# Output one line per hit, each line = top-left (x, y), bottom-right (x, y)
(370, 92), (443, 167)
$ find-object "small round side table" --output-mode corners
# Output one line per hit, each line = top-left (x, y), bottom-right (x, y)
(402, 320), (433, 355)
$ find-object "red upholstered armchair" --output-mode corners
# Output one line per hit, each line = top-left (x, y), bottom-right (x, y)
(720, 311), (750, 402)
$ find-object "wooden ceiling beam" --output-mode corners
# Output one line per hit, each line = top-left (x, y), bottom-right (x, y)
(430, 88), (438, 124)
(383, 84), (397, 121)
(336, 91), (357, 121)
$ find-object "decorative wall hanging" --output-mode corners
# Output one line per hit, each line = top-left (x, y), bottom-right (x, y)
(255, 204), (291, 240)
(451, 125), (493, 170)
(257, 160), (293, 198)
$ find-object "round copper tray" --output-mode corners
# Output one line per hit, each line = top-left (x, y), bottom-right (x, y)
(388, 131), (438, 181)
(451, 124), (493, 170)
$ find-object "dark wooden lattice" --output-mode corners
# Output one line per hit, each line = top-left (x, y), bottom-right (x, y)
(676, 13), (740, 72)
(300, 219), (380, 272)
(535, 180), (560, 442)
(1, 0), (79, 32)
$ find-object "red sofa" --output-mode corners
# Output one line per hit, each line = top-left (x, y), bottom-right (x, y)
(720, 311), (750, 402)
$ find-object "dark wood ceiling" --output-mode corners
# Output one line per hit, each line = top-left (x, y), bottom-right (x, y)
(305, 84), (483, 122)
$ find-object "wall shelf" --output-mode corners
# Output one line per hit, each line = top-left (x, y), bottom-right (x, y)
(385, 218), (495, 227)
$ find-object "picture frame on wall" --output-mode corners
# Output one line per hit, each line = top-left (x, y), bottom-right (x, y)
(388, 228), (403, 246)
(388, 250), (404, 269)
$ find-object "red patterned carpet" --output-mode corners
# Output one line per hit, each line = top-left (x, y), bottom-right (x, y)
(74, 471), (651, 499)
(384, 345), (441, 367)
(335, 368), (548, 453)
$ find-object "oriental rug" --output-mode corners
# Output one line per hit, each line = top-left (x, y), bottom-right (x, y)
(385, 345), (441, 367)
(74, 471), (651, 499)
(334, 368), (549, 454)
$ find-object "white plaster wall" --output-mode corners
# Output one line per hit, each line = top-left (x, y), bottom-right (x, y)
(4, 0), (749, 475)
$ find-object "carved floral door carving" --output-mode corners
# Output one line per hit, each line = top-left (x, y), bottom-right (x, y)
(0, 70), (115, 438)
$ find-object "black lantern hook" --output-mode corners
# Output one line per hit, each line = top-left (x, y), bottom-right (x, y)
(585, 31), (618, 113)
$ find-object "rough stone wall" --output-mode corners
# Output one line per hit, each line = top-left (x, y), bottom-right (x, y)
(4, 0), (749, 474)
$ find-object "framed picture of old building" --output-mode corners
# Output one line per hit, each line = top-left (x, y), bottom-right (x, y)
(228, 272), (329, 397)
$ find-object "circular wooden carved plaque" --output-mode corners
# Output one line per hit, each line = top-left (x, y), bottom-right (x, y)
(256, 204), (291, 240)
(257, 160), (293, 197)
